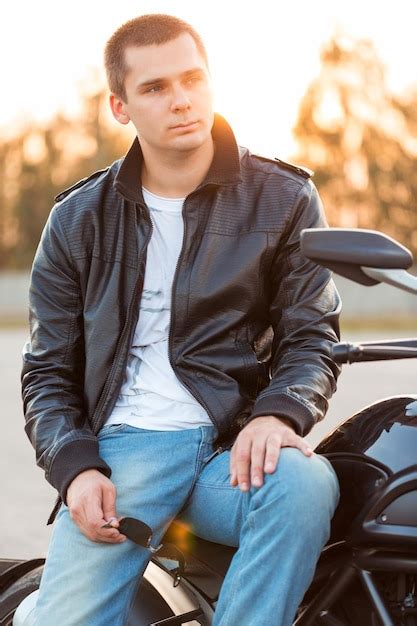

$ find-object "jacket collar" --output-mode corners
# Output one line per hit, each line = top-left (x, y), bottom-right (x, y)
(114, 113), (242, 203)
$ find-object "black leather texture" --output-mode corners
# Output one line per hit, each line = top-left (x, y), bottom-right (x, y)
(21, 114), (341, 507)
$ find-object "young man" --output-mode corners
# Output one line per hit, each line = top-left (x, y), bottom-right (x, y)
(21, 14), (341, 626)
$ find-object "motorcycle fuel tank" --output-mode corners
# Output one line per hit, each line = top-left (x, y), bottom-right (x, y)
(316, 395), (417, 474)
(315, 396), (417, 545)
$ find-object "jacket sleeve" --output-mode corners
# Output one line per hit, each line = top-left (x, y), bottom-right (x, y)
(248, 179), (342, 437)
(21, 204), (111, 503)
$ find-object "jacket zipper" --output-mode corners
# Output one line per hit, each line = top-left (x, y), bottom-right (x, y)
(48, 209), (152, 523)
(91, 208), (153, 433)
(167, 194), (219, 432)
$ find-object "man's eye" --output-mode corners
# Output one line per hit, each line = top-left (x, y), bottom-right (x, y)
(186, 75), (202, 85)
(147, 85), (163, 93)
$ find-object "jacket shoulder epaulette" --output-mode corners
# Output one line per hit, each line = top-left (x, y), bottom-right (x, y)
(54, 167), (110, 203)
(252, 154), (313, 179)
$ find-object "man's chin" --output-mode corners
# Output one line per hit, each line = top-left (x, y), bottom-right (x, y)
(169, 132), (211, 154)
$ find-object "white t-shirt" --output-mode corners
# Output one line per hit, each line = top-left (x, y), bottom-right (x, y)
(105, 187), (212, 430)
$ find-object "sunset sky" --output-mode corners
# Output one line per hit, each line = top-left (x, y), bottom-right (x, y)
(2, 0), (416, 158)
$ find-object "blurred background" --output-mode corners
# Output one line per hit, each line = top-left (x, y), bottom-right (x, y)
(1, 0), (416, 558)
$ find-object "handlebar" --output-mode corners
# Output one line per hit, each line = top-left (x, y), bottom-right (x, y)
(332, 339), (417, 364)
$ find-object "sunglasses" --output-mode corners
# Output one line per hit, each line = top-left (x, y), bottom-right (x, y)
(102, 516), (185, 586)
(103, 516), (162, 552)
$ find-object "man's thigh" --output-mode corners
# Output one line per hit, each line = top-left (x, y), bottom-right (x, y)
(177, 446), (339, 547)
(97, 424), (208, 532)
(29, 424), (212, 626)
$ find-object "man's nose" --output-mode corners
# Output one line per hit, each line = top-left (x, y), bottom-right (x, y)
(170, 85), (191, 111)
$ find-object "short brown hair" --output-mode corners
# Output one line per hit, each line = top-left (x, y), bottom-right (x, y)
(104, 14), (209, 101)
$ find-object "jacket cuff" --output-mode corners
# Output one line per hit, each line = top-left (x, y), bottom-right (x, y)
(248, 393), (315, 437)
(48, 438), (112, 504)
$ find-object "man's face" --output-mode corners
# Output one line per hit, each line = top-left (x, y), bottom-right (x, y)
(111, 33), (214, 155)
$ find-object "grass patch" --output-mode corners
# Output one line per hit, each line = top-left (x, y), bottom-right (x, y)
(341, 316), (417, 333)
(0, 316), (29, 330)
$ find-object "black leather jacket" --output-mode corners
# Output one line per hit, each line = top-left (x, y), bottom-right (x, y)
(21, 114), (341, 517)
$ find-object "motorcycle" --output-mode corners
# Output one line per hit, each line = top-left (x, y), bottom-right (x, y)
(1, 227), (416, 626)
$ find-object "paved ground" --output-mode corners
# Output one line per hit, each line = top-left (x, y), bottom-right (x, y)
(2, 328), (416, 560)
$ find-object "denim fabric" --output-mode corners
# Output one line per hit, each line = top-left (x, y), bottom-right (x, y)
(25, 423), (339, 626)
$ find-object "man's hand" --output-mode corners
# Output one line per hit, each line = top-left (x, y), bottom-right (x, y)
(230, 416), (313, 491)
(66, 469), (127, 543)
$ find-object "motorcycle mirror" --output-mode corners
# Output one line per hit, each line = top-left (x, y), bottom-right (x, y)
(300, 228), (414, 286)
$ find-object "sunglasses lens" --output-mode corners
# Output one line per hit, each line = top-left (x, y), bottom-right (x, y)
(118, 517), (153, 546)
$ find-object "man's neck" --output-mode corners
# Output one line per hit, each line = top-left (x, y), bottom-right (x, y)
(140, 138), (214, 198)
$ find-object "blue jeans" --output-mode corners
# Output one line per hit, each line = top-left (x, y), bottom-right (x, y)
(26, 423), (339, 626)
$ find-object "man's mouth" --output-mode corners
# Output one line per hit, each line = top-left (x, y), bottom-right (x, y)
(170, 120), (199, 130)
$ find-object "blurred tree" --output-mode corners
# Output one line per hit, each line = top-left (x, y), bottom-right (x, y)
(2, 42), (417, 269)
(293, 35), (417, 255)
(0, 88), (131, 269)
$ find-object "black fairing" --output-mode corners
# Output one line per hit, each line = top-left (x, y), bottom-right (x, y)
(127, 578), (175, 625)
(316, 396), (417, 472)
(316, 396), (417, 546)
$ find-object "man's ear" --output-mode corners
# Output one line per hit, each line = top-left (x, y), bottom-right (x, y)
(109, 93), (130, 125)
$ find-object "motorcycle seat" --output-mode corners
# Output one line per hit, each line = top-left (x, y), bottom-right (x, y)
(160, 520), (237, 600)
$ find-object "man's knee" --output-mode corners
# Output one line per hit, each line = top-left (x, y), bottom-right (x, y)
(262, 448), (339, 536)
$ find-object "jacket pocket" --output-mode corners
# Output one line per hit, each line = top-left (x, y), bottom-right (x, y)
(234, 340), (260, 397)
